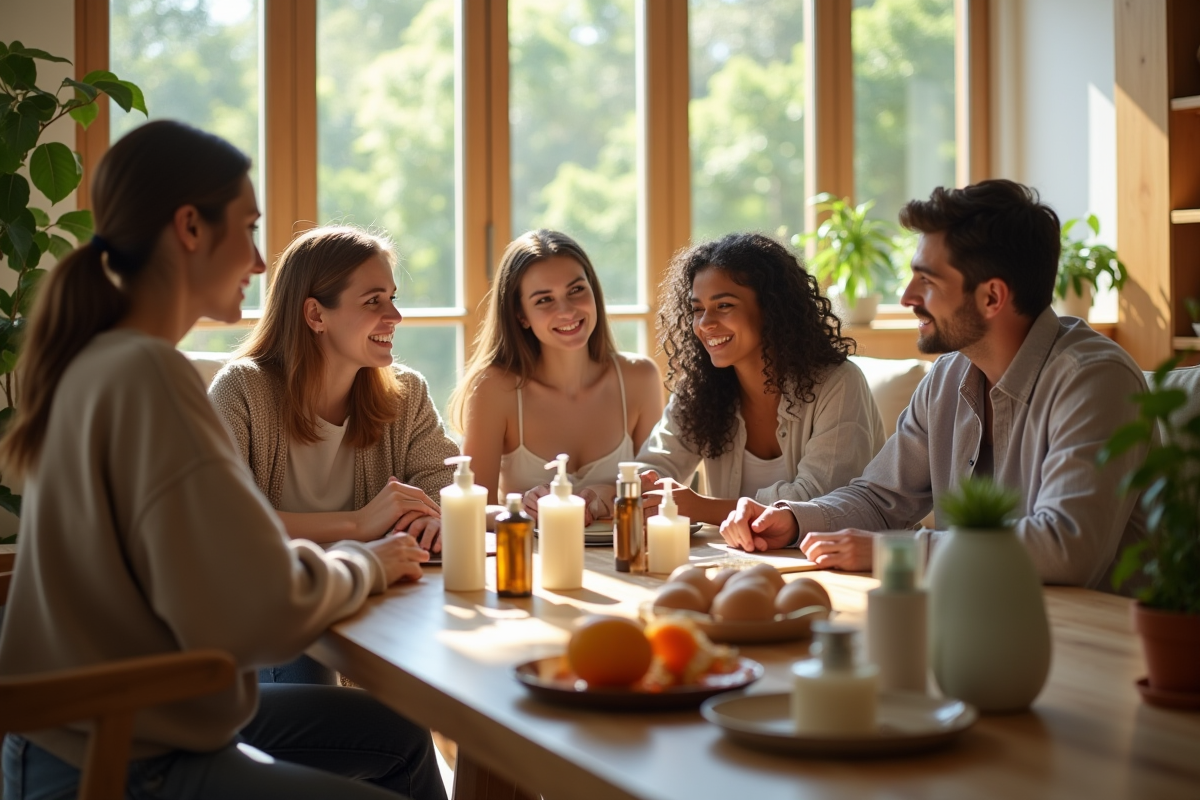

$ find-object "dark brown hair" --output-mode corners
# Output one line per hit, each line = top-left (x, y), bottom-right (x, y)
(236, 226), (402, 448)
(0, 120), (250, 474)
(657, 233), (854, 459)
(450, 229), (617, 432)
(899, 179), (1061, 317)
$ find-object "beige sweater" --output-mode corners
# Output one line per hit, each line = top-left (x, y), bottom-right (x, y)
(208, 359), (458, 511)
(0, 330), (386, 766)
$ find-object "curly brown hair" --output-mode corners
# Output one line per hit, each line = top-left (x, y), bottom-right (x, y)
(657, 233), (855, 459)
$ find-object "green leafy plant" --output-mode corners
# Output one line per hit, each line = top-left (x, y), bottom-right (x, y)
(1184, 297), (1200, 326)
(1099, 356), (1200, 614)
(0, 41), (146, 533)
(939, 476), (1022, 529)
(1055, 215), (1127, 301)
(792, 193), (901, 307)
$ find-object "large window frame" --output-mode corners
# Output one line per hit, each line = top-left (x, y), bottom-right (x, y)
(75, 0), (990, 366)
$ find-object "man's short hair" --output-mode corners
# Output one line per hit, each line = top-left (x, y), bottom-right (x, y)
(899, 180), (1060, 317)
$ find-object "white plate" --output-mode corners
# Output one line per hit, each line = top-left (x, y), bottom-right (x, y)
(538, 521), (703, 546)
(701, 691), (977, 758)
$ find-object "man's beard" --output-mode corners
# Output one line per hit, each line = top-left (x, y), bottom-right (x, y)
(914, 297), (987, 354)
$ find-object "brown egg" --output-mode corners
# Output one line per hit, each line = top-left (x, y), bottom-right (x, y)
(775, 580), (833, 615)
(653, 582), (709, 614)
(711, 582), (777, 622)
(790, 577), (832, 608)
(726, 564), (784, 596)
(709, 567), (740, 593)
(667, 566), (718, 604)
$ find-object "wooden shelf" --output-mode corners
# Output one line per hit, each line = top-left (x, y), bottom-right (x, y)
(1176, 337), (1200, 351)
(1170, 94), (1200, 111)
(1171, 209), (1200, 224)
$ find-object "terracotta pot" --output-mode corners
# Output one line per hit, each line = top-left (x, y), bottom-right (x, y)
(1133, 604), (1200, 693)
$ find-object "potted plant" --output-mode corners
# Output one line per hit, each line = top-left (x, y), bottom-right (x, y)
(1185, 297), (1200, 338)
(793, 193), (901, 325)
(1053, 214), (1127, 320)
(1099, 356), (1200, 708)
(926, 476), (1051, 712)
(0, 41), (146, 541)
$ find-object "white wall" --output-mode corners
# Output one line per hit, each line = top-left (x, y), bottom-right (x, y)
(0, 0), (74, 538)
(990, 0), (1118, 320)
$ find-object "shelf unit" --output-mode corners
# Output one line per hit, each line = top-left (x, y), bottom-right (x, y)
(1115, 0), (1200, 369)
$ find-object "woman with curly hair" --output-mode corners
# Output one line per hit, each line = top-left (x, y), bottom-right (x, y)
(638, 232), (887, 526)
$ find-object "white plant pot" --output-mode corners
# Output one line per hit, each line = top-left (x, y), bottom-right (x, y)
(1052, 285), (1092, 320)
(927, 526), (1051, 713)
(830, 291), (881, 325)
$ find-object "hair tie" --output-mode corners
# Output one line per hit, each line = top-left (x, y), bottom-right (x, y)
(91, 234), (109, 255)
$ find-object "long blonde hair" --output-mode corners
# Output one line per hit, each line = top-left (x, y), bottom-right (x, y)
(236, 226), (402, 448)
(450, 229), (616, 432)
(0, 120), (250, 475)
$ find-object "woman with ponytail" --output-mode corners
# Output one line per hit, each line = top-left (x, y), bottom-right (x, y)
(0, 120), (446, 800)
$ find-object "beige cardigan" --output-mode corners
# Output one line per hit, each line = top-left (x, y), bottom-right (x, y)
(208, 359), (459, 510)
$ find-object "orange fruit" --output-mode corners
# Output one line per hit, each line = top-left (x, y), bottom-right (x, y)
(647, 622), (699, 676)
(567, 615), (652, 687)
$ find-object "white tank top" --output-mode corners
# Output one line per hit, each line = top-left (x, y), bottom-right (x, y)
(498, 356), (634, 495)
(739, 448), (791, 498)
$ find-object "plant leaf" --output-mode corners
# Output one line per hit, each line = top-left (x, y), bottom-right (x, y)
(17, 94), (56, 123)
(0, 288), (11, 317)
(68, 97), (99, 129)
(115, 80), (147, 115)
(0, 349), (18, 375)
(93, 80), (134, 113)
(46, 232), (72, 260)
(2, 55), (36, 91)
(0, 172), (29, 222)
(62, 78), (99, 101)
(54, 209), (93, 242)
(10, 46), (71, 65)
(1111, 540), (1147, 590)
(1, 207), (36, 267)
(17, 268), (46, 316)
(1097, 420), (1152, 464)
(0, 482), (21, 517)
(29, 142), (82, 204)
(28, 206), (49, 227)
(0, 106), (41, 165)
(81, 69), (117, 85)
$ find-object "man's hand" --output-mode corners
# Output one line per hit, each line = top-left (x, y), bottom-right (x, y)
(719, 498), (798, 552)
(798, 529), (875, 572)
(364, 532), (430, 584)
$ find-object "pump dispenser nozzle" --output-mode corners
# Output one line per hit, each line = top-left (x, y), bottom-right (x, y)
(544, 453), (573, 499)
(444, 455), (474, 489)
(618, 462), (638, 484)
(656, 478), (679, 519)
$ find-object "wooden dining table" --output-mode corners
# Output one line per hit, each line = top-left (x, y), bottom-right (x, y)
(309, 530), (1200, 800)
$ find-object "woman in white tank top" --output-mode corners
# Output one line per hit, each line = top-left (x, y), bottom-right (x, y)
(450, 230), (663, 522)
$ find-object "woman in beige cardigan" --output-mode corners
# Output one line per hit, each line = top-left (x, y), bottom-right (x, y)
(209, 226), (459, 683)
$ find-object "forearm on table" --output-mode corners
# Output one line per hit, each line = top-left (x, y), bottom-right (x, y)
(276, 509), (370, 544)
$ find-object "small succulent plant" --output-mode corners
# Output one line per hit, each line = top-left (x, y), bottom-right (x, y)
(939, 477), (1021, 529)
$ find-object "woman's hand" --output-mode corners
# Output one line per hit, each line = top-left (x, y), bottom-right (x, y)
(577, 486), (614, 526)
(364, 532), (430, 584)
(641, 471), (701, 519)
(354, 477), (441, 541)
(396, 514), (442, 553)
(521, 484), (551, 520)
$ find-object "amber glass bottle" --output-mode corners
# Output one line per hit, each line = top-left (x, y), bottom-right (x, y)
(496, 493), (533, 597)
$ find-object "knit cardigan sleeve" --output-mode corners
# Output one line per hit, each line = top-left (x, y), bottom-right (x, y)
(362, 367), (459, 503)
(207, 360), (285, 505)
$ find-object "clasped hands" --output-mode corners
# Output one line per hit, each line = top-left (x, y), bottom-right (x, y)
(358, 475), (442, 550)
(521, 484), (613, 525)
(718, 497), (875, 572)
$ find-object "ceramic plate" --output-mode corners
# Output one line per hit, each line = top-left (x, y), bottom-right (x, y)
(514, 655), (763, 711)
(640, 602), (830, 644)
(701, 691), (977, 757)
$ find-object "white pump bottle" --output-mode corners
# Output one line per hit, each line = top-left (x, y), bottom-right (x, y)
(440, 455), (487, 592)
(646, 478), (691, 574)
(537, 453), (585, 590)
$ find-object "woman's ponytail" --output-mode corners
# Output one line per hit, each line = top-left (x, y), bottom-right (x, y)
(0, 119), (250, 476)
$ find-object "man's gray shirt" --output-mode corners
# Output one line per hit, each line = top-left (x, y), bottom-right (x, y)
(782, 308), (1149, 590)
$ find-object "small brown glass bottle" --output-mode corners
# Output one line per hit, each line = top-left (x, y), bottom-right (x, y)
(614, 462), (646, 573)
(495, 493), (533, 597)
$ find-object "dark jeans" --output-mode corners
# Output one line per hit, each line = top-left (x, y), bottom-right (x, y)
(2, 684), (448, 800)
(257, 654), (338, 685)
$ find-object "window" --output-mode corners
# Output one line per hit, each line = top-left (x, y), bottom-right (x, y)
(109, 0), (263, 351)
(317, 0), (460, 411)
(689, 0), (805, 243)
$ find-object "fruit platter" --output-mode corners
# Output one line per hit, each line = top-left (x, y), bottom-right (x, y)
(514, 614), (764, 711)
